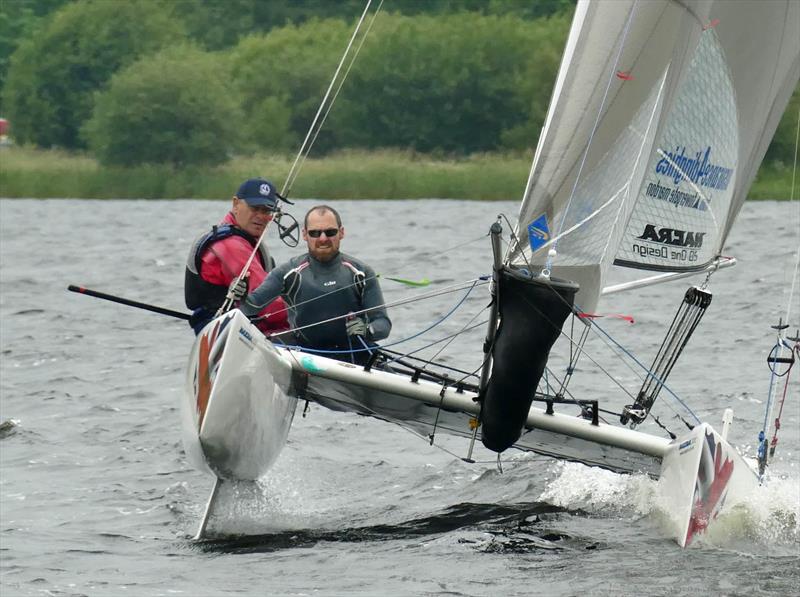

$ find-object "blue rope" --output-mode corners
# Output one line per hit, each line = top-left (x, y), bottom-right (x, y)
(587, 315), (701, 424)
(761, 343), (782, 434)
(281, 279), (480, 356)
(282, 273), (700, 427)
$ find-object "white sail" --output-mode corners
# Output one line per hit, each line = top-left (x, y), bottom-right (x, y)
(511, 0), (800, 311)
(616, 0), (800, 271)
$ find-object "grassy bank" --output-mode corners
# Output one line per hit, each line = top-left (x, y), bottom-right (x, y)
(0, 146), (795, 200)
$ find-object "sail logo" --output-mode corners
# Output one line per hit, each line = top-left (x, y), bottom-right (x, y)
(527, 214), (550, 252)
(655, 146), (733, 191)
(645, 180), (707, 211)
(637, 224), (705, 248)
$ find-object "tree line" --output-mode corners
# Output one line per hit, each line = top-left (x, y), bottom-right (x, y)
(1, 0), (796, 169)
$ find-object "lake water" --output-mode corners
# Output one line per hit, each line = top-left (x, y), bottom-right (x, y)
(1, 198), (798, 596)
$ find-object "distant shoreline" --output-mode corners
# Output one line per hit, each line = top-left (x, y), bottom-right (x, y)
(0, 146), (793, 200)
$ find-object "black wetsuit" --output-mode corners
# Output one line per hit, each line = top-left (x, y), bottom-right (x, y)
(242, 252), (391, 362)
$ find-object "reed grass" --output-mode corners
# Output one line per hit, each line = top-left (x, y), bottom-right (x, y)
(0, 145), (794, 200)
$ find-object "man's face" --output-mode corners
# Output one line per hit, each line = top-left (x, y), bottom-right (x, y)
(232, 197), (274, 237)
(303, 209), (343, 262)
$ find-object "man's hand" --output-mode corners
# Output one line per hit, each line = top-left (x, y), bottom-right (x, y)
(346, 316), (368, 337)
(228, 274), (249, 301)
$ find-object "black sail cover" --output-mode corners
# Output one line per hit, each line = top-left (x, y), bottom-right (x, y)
(481, 267), (579, 452)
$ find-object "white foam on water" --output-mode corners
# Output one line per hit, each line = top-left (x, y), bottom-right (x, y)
(538, 460), (799, 549)
(201, 476), (319, 537)
(538, 461), (657, 517)
(728, 474), (799, 545)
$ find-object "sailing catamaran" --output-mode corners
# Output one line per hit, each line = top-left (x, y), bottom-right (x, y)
(182, 0), (800, 545)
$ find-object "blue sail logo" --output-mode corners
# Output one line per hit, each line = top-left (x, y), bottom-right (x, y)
(655, 145), (733, 190)
(528, 214), (550, 252)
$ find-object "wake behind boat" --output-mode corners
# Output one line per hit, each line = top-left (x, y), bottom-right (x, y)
(183, 0), (800, 546)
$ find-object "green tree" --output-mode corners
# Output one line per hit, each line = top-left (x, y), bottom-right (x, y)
(329, 12), (559, 154)
(2, 0), (184, 149)
(84, 44), (242, 167)
(160, 0), (575, 53)
(485, 0), (575, 19)
(227, 18), (353, 152)
(226, 11), (573, 155)
(0, 0), (70, 106)
(162, 0), (365, 50)
(499, 12), (571, 150)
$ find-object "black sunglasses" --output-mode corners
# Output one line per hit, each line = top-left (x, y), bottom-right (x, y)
(307, 228), (339, 238)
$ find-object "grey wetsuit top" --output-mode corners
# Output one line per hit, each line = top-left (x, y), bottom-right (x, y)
(242, 251), (391, 348)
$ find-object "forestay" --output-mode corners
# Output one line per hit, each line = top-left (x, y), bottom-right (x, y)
(510, 0), (800, 312)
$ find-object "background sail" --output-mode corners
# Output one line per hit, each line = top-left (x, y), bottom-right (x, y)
(510, 0), (800, 312)
(616, 0), (800, 271)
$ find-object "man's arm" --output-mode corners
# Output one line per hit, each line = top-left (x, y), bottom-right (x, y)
(241, 261), (289, 316)
(362, 264), (391, 341)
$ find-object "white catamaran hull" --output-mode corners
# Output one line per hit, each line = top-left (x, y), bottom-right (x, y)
(659, 422), (758, 547)
(289, 350), (759, 548)
(182, 310), (297, 480)
(181, 311), (758, 546)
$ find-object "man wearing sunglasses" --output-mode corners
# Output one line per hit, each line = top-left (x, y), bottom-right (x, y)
(184, 178), (289, 335)
(241, 205), (391, 364)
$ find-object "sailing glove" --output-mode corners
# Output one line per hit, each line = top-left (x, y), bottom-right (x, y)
(228, 274), (249, 301)
(346, 316), (368, 338)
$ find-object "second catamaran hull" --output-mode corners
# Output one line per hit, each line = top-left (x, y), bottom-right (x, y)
(287, 349), (667, 475)
(659, 422), (758, 547)
(289, 353), (758, 545)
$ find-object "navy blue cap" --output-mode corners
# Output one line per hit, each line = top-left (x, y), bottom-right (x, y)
(235, 178), (280, 209)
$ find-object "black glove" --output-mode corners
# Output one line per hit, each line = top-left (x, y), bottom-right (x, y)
(228, 274), (249, 301)
(346, 316), (368, 337)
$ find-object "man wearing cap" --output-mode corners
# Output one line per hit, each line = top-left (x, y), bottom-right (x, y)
(184, 178), (289, 335)
(240, 204), (391, 365)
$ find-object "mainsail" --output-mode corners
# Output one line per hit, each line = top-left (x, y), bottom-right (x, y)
(510, 0), (800, 312)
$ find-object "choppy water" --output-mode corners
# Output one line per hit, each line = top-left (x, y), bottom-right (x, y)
(1, 198), (798, 597)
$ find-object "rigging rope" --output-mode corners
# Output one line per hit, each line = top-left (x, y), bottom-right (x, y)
(620, 287), (711, 427)
(276, 278), (483, 356)
(382, 326), (488, 380)
(783, 104), (800, 326)
(394, 293), (488, 370)
(503, 258), (702, 427)
(577, 315), (701, 425)
(758, 335), (798, 477)
(218, 0), (381, 316)
(282, 0), (384, 198)
(249, 233), (489, 326)
(758, 105), (800, 479)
